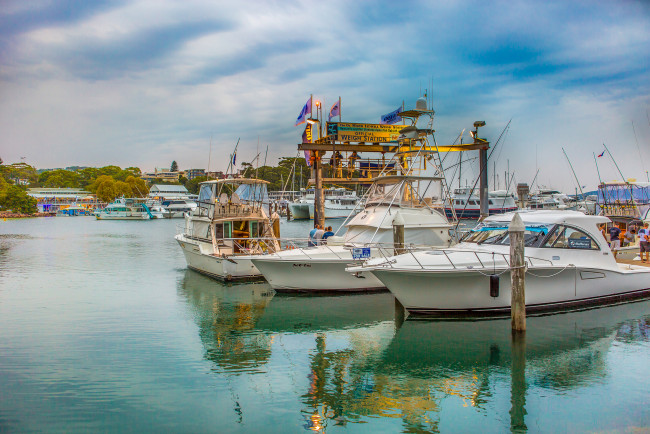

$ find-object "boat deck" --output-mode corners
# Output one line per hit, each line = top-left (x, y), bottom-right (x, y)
(616, 258), (650, 268)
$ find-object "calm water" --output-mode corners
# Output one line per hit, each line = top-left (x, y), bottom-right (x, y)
(1, 216), (649, 433)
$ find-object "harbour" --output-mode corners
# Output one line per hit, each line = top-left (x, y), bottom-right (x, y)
(2, 216), (650, 432)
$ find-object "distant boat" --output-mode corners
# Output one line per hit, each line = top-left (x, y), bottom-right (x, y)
(445, 187), (518, 218)
(56, 203), (93, 216)
(161, 199), (197, 218)
(288, 187), (360, 219)
(95, 197), (153, 220)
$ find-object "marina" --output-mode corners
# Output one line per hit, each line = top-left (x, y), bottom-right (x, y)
(1, 216), (650, 432)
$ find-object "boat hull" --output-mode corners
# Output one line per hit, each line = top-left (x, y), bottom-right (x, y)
(444, 206), (518, 219)
(176, 236), (264, 281)
(371, 266), (650, 317)
(252, 252), (385, 292)
(96, 213), (151, 220)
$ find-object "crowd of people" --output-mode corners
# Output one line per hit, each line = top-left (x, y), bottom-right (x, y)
(308, 224), (335, 247)
(601, 222), (649, 262)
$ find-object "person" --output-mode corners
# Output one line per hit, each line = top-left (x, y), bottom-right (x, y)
(639, 222), (650, 263)
(609, 223), (621, 259)
(308, 225), (318, 247)
(322, 226), (334, 243)
(624, 228), (636, 247)
(314, 224), (325, 246)
(347, 151), (359, 179)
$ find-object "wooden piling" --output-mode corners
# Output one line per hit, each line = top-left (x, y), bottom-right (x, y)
(509, 213), (526, 331)
(392, 211), (405, 256)
(313, 153), (325, 229)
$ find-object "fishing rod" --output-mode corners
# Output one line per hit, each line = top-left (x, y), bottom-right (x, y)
(562, 147), (586, 201)
(218, 138), (240, 197)
(593, 152), (609, 211)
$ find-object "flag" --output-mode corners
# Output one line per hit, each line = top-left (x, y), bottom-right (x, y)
(328, 100), (340, 121)
(295, 96), (312, 126)
(380, 106), (402, 124)
(231, 151), (236, 166)
(302, 124), (312, 166)
(598, 151), (605, 157)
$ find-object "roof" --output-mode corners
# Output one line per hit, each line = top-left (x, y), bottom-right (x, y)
(149, 184), (189, 193)
(484, 210), (610, 226)
(200, 178), (270, 185)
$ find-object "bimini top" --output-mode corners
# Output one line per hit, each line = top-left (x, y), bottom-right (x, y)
(199, 178), (270, 185)
(485, 210), (610, 227)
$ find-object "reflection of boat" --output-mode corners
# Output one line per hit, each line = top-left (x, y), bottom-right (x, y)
(354, 210), (650, 317)
(252, 176), (452, 292)
(175, 179), (281, 281)
(177, 270), (275, 372)
(95, 197), (154, 220)
(289, 187), (360, 219)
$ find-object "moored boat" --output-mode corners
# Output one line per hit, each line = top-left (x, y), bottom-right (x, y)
(95, 197), (154, 220)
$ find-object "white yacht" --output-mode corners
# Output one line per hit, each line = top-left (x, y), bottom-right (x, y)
(251, 175), (453, 292)
(289, 187), (359, 219)
(175, 179), (281, 281)
(95, 197), (154, 220)
(527, 189), (573, 210)
(445, 187), (518, 218)
(351, 210), (650, 317)
(161, 199), (197, 218)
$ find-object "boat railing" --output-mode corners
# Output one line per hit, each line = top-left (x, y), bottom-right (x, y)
(363, 247), (555, 271)
(194, 201), (266, 219)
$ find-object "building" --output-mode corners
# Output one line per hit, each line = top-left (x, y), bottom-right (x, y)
(185, 169), (206, 180)
(148, 184), (195, 200)
(141, 169), (180, 183)
(27, 188), (98, 213)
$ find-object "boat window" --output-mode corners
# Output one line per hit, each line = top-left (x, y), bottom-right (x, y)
(223, 222), (232, 238)
(541, 225), (599, 250)
(250, 221), (259, 238)
(463, 224), (552, 247)
(232, 220), (249, 238)
(198, 184), (213, 202)
(488, 200), (493, 205)
(213, 223), (224, 239)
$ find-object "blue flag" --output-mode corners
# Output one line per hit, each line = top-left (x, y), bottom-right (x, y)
(598, 151), (605, 158)
(380, 106), (402, 124)
(295, 96), (312, 126)
(231, 152), (236, 166)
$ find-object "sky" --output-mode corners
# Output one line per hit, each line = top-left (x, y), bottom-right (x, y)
(1, 0), (649, 192)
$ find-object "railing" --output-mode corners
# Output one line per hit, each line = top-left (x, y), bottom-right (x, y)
(360, 246), (555, 271)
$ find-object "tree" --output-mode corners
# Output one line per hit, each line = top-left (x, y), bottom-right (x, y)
(171, 161), (178, 172)
(38, 169), (79, 188)
(0, 184), (37, 214)
(125, 176), (148, 197)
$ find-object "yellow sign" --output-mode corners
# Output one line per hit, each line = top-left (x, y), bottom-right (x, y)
(327, 122), (405, 143)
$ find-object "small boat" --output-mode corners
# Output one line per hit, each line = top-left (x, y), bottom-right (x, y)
(251, 175), (453, 292)
(288, 187), (360, 219)
(351, 210), (650, 317)
(445, 187), (518, 218)
(95, 197), (154, 220)
(161, 199), (197, 218)
(175, 178), (281, 281)
(56, 203), (93, 216)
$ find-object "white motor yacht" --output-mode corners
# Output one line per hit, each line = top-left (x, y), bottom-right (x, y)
(162, 199), (197, 218)
(289, 187), (359, 219)
(175, 179), (280, 281)
(251, 175), (453, 292)
(351, 210), (650, 317)
(445, 187), (518, 219)
(95, 197), (154, 220)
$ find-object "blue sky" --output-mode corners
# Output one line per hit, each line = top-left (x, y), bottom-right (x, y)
(1, 0), (649, 191)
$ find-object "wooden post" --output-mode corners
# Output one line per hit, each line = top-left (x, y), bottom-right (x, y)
(509, 212), (526, 331)
(392, 211), (405, 256)
(313, 152), (325, 229)
(286, 202), (292, 221)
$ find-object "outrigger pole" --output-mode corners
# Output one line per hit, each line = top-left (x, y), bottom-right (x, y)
(561, 147), (586, 201)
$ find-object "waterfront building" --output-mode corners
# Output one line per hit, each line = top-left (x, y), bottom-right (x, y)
(141, 169), (180, 183)
(27, 188), (98, 213)
(185, 169), (206, 180)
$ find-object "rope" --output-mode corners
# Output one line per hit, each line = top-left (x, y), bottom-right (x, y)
(474, 263), (574, 278)
(526, 263), (575, 277)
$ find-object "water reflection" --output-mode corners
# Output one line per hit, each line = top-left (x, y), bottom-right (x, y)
(178, 271), (650, 433)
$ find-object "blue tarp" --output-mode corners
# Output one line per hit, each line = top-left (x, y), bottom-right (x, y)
(234, 183), (269, 203)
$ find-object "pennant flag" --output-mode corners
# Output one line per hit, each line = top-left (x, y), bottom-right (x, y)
(328, 100), (340, 121)
(302, 124), (312, 166)
(231, 151), (237, 166)
(598, 151), (605, 158)
(295, 96), (312, 126)
(380, 106), (402, 124)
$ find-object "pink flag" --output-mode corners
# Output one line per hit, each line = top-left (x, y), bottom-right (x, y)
(328, 100), (340, 121)
(295, 96), (312, 126)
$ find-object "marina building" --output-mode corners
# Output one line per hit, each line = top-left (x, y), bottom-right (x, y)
(27, 188), (98, 213)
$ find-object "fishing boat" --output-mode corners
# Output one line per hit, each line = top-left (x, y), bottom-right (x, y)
(95, 197), (154, 220)
(527, 189), (573, 210)
(445, 187), (518, 218)
(251, 175), (453, 292)
(351, 210), (650, 317)
(175, 178), (281, 281)
(288, 187), (359, 219)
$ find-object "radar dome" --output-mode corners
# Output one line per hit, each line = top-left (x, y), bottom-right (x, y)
(416, 96), (427, 110)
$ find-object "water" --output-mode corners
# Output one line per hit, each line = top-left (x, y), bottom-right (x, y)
(1, 216), (649, 432)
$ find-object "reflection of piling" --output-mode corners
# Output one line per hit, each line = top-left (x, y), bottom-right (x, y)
(510, 332), (527, 432)
(394, 296), (405, 329)
(392, 211), (405, 256)
(509, 213), (526, 331)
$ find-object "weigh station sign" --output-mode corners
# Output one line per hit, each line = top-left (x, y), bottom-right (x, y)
(326, 122), (405, 143)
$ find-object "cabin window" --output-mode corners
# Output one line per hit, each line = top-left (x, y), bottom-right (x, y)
(488, 200), (494, 205)
(223, 222), (232, 238)
(541, 225), (599, 250)
(213, 223), (224, 239)
(250, 221), (259, 238)
(464, 224), (551, 247)
(232, 220), (249, 238)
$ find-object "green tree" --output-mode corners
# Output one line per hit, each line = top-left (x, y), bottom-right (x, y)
(125, 176), (148, 197)
(171, 161), (178, 172)
(1, 184), (37, 214)
(95, 178), (117, 202)
(38, 169), (79, 188)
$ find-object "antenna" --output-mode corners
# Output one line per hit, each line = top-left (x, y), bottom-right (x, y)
(207, 135), (212, 180)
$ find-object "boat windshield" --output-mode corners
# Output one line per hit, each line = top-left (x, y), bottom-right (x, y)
(365, 178), (442, 207)
(463, 223), (552, 247)
(198, 184), (213, 203)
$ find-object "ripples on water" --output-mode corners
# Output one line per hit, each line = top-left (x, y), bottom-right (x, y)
(0, 217), (649, 433)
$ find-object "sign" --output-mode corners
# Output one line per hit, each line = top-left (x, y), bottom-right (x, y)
(568, 238), (593, 249)
(352, 247), (371, 259)
(327, 122), (405, 143)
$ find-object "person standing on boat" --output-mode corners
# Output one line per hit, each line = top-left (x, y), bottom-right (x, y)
(308, 225), (318, 247)
(347, 151), (359, 179)
(639, 222), (650, 263)
(314, 224), (325, 246)
(322, 226), (334, 243)
(609, 223), (621, 259)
